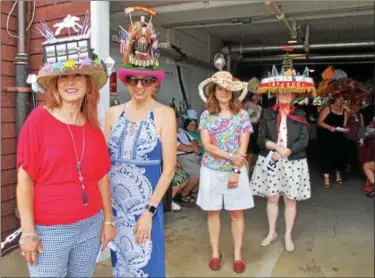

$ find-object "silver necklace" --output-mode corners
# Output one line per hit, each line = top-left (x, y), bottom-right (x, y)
(66, 122), (87, 206)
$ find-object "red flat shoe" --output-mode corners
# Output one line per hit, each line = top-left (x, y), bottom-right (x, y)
(364, 179), (372, 192)
(209, 253), (221, 271)
(233, 258), (245, 273)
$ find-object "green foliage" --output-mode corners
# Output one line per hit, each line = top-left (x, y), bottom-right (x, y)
(122, 63), (159, 71)
(282, 53), (293, 72)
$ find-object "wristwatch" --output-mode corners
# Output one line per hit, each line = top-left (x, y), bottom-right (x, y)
(232, 168), (241, 174)
(146, 204), (157, 215)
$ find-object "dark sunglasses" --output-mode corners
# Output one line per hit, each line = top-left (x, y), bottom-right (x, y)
(125, 76), (157, 87)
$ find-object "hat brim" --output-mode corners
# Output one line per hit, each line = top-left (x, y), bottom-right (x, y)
(203, 81), (244, 98)
(37, 66), (108, 90)
(118, 68), (165, 85)
(257, 86), (317, 97)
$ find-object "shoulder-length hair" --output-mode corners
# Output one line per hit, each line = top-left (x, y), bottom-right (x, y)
(45, 75), (100, 130)
(206, 84), (242, 115)
(183, 118), (197, 130)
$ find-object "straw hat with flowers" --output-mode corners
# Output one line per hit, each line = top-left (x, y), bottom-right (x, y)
(198, 71), (248, 103)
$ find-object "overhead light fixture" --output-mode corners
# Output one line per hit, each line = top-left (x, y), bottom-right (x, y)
(288, 39), (298, 44)
(309, 69), (315, 72)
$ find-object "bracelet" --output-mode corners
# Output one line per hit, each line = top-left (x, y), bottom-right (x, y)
(104, 221), (115, 226)
(275, 145), (281, 153)
(228, 153), (233, 161)
(21, 233), (38, 238)
(19, 233), (39, 245)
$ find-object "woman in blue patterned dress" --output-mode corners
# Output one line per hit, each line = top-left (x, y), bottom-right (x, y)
(104, 12), (176, 277)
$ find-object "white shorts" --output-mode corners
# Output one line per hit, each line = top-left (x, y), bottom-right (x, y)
(197, 166), (255, 211)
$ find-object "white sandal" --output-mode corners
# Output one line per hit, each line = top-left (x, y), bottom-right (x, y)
(171, 201), (181, 212)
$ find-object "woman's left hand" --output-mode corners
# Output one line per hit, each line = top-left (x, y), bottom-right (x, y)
(278, 147), (292, 158)
(134, 211), (153, 245)
(101, 223), (116, 250)
(228, 172), (240, 189)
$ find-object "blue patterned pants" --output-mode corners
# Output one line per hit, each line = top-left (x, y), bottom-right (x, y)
(28, 212), (102, 277)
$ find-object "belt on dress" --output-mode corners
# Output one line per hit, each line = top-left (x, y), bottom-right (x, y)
(111, 158), (161, 165)
(177, 152), (194, 156)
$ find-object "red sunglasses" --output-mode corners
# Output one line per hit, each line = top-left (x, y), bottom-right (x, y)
(125, 76), (157, 87)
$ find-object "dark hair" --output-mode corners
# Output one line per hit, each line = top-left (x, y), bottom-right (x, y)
(183, 119), (197, 130)
(206, 84), (242, 115)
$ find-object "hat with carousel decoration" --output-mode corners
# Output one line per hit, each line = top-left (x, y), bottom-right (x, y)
(117, 6), (166, 84)
(256, 53), (316, 96)
(36, 11), (110, 90)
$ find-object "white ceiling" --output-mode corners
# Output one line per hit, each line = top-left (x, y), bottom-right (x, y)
(110, 1), (374, 45)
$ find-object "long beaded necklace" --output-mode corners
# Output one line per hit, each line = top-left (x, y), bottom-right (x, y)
(66, 122), (88, 206)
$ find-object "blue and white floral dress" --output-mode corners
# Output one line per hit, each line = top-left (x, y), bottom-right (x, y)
(107, 104), (165, 277)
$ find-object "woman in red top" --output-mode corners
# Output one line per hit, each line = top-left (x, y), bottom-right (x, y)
(16, 15), (115, 277)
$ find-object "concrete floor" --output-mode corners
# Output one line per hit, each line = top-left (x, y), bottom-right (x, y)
(1, 170), (374, 277)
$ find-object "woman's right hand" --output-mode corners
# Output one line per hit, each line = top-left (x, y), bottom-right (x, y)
(191, 144), (200, 154)
(329, 126), (336, 132)
(230, 154), (246, 167)
(20, 234), (43, 265)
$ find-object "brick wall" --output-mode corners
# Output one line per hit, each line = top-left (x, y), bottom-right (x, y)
(1, 1), (19, 239)
(1, 1), (90, 239)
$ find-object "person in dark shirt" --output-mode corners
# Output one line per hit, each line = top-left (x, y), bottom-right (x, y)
(360, 103), (374, 126)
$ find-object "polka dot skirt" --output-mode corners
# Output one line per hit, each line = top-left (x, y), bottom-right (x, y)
(250, 155), (311, 201)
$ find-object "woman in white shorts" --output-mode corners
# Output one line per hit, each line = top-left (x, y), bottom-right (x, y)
(197, 70), (254, 274)
(250, 55), (316, 252)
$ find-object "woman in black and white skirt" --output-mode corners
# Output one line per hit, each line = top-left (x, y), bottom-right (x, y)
(251, 56), (316, 252)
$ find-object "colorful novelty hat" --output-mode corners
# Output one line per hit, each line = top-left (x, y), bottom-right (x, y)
(117, 7), (165, 84)
(36, 12), (108, 90)
(316, 65), (372, 106)
(257, 54), (316, 96)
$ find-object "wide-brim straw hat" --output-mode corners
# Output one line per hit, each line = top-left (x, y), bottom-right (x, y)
(198, 71), (248, 103)
(37, 61), (108, 90)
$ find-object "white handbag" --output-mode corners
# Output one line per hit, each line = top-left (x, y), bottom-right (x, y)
(96, 241), (117, 263)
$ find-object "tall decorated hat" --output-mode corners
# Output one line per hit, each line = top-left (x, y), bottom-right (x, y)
(256, 53), (316, 96)
(198, 53), (248, 103)
(36, 11), (111, 90)
(117, 6), (165, 84)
